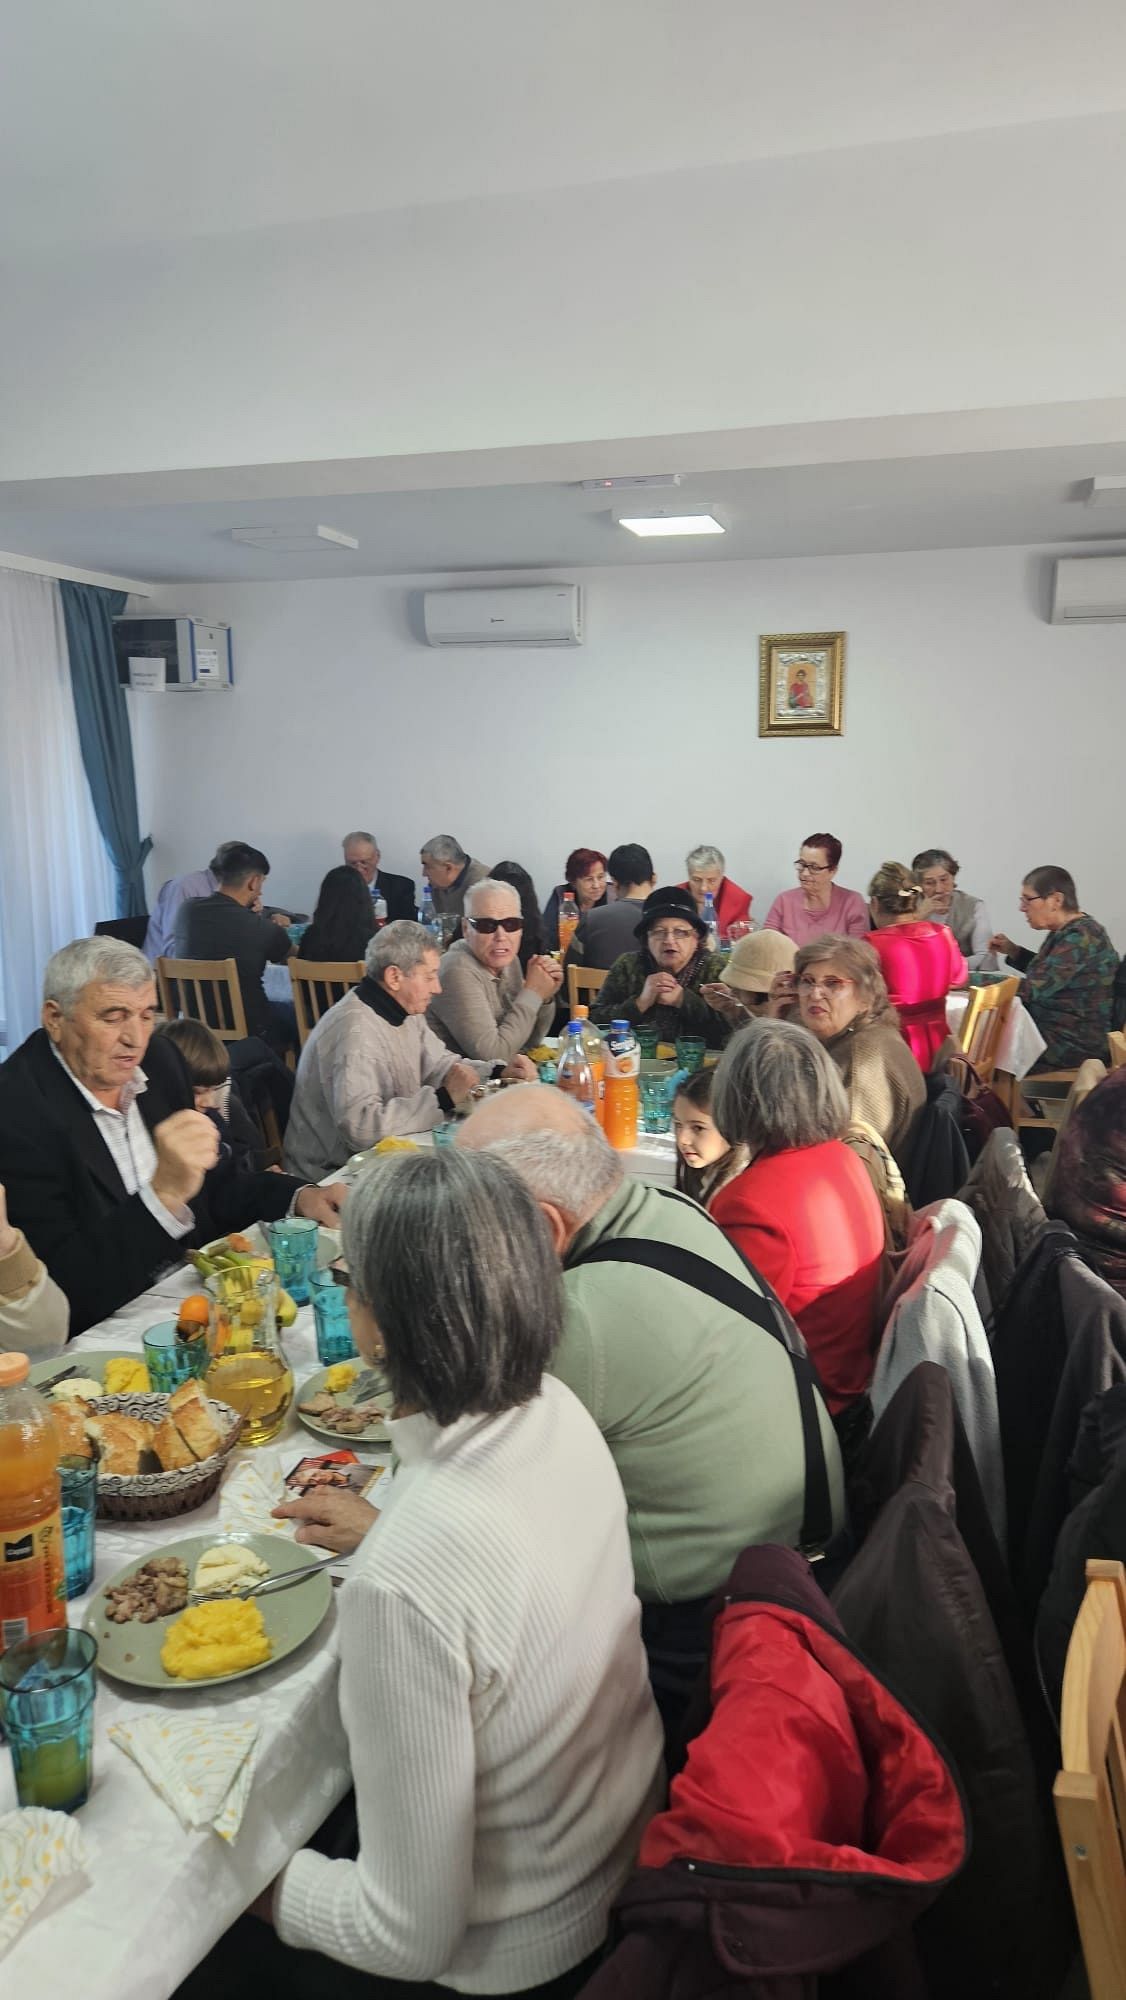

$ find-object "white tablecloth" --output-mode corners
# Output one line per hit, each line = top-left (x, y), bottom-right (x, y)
(0, 1265), (375, 1999)
(412, 1124), (678, 1188)
(945, 990), (1047, 1080)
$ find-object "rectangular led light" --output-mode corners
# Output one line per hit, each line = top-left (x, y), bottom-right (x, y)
(615, 511), (725, 537)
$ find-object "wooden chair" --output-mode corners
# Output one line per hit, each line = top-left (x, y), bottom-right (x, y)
(1054, 1558), (1126, 1999)
(156, 956), (248, 1041)
(289, 958), (365, 1048)
(956, 976), (1020, 1083)
(1010, 1066), (1081, 1133)
(1108, 1030), (1126, 1070)
(566, 964), (607, 1016)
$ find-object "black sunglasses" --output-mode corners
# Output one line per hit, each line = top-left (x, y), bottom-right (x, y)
(468, 916), (524, 934)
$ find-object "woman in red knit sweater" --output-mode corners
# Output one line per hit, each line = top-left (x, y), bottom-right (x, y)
(710, 1019), (885, 1422)
(865, 861), (966, 1071)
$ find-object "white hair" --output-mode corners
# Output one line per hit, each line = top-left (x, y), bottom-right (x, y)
(365, 921), (438, 978)
(482, 1124), (623, 1223)
(686, 844), (725, 874)
(343, 830), (378, 852)
(421, 834), (468, 865)
(44, 937), (154, 1014)
(465, 877), (521, 918)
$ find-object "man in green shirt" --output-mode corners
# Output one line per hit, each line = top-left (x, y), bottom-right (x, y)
(458, 1086), (844, 1725)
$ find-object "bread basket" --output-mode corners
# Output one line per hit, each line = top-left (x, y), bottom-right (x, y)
(88, 1391), (244, 1521)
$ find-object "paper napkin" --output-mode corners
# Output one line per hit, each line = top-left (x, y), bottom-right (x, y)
(109, 1713), (261, 1841)
(0, 1808), (87, 1955)
(218, 1448), (295, 1538)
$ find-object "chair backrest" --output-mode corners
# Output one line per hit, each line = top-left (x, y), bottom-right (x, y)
(1054, 1558), (1126, 2000)
(94, 916), (150, 949)
(957, 976), (1020, 1082)
(289, 958), (365, 1047)
(566, 964), (607, 1015)
(1109, 1030), (1126, 1070)
(156, 956), (248, 1041)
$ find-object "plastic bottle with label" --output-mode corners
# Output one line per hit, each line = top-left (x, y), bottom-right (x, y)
(372, 889), (388, 927)
(555, 1020), (597, 1116)
(604, 1019), (640, 1149)
(557, 890), (580, 958)
(0, 1353), (66, 1654)
(570, 1005), (606, 1126)
(702, 892), (720, 955)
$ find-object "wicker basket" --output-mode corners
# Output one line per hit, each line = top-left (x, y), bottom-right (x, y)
(89, 1391), (244, 1522)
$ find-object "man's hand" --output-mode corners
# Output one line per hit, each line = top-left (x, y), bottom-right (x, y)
(0, 1184), (18, 1261)
(269, 911), (292, 928)
(295, 1183), (347, 1226)
(272, 1489), (378, 1554)
(444, 1060), (482, 1107)
(150, 1111), (219, 1210)
(501, 1053), (538, 1082)
(524, 955), (563, 1001)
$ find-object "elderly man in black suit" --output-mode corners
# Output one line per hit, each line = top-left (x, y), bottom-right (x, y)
(342, 831), (416, 925)
(0, 937), (345, 1337)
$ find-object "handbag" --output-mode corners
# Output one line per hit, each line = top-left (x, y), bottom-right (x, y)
(943, 1049), (1013, 1156)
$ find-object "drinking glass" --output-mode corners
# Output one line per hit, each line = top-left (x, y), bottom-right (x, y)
(59, 1460), (98, 1599)
(264, 1217), (320, 1305)
(206, 1270), (293, 1447)
(634, 1025), (660, 1059)
(142, 1320), (209, 1393)
(310, 1268), (357, 1367)
(639, 1072), (676, 1135)
(675, 1037), (707, 1075)
(0, 1628), (98, 1813)
(431, 1120), (458, 1148)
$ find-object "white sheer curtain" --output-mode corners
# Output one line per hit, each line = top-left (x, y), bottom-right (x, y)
(0, 567), (116, 1053)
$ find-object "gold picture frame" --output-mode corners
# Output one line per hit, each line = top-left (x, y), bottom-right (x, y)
(759, 631), (846, 738)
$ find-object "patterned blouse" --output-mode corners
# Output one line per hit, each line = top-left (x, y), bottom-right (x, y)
(1012, 914), (1119, 1068)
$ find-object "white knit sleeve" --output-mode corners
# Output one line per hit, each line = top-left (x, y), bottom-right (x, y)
(274, 1581), (476, 1981)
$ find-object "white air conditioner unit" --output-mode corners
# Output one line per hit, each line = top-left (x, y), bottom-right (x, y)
(422, 584), (582, 647)
(1050, 555), (1126, 623)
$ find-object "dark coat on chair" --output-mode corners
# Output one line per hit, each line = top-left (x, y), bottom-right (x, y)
(0, 1029), (303, 1336)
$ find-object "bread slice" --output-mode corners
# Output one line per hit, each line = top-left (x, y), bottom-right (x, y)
(51, 1402), (93, 1461)
(151, 1414), (196, 1472)
(168, 1378), (223, 1462)
(87, 1413), (154, 1476)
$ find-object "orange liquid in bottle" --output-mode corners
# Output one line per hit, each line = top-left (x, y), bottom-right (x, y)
(0, 1355), (66, 1653)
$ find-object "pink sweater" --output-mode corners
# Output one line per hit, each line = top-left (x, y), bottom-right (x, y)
(763, 885), (871, 947)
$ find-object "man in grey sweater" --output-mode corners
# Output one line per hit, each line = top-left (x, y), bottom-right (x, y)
(420, 834), (489, 918)
(428, 878), (561, 1064)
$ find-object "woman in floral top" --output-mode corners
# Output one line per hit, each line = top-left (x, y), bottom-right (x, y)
(991, 866), (1120, 1068)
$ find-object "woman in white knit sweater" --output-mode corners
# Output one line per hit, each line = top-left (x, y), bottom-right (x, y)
(262, 1148), (663, 1997)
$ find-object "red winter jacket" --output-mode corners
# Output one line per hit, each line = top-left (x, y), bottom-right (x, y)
(581, 1546), (966, 2000)
(678, 876), (752, 935)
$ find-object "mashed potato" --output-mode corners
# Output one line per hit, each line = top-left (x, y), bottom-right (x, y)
(160, 1600), (272, 1680)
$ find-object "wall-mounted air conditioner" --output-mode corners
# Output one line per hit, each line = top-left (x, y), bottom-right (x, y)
(1050, 555), (1126, 624)
(113, 616), (233, 689)
(422, 584), (582, 647)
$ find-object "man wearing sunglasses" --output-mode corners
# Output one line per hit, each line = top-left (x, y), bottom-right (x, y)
(428, 878), (562, 1066)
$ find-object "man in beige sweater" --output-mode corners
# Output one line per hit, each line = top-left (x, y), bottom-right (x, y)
(428, 878), (562, 1064)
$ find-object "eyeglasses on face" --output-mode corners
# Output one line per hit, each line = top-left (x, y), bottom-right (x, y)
(1018, 893), (1046, 908)
(795, 860), (831, 874)
(649, 926), (697, 945)
(797, 975), (854, 996)
(468, 916), (524, 934)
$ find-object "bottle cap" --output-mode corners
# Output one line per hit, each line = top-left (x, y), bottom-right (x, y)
(565, 1020), (583, 1035)
(611, 1020), (630, 1031)
(573, 1005), (589, 1019)
(0, 1353), (31, 1387)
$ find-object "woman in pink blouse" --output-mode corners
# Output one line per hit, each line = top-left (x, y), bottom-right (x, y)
(763, 833), (870, 947)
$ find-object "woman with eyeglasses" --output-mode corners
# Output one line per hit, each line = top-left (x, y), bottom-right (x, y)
(989, 867), (1119, 1069)
(911, 848), (993, 968)
(591, 887), (730, 1048)
(543, 847), (609, 951)
(780, 935), (926, 1166)
(428, 877), (562, 1065)
(762, 833), (870, 946)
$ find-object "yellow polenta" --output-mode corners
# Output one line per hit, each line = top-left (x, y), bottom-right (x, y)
(160, 1599), (272, 1679)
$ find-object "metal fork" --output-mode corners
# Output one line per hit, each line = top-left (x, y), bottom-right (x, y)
(189, 1552), (345, 1605)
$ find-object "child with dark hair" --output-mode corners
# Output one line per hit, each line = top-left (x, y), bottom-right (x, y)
(152, 1017), (269, 1172)
(672, 1067), (747, 1210)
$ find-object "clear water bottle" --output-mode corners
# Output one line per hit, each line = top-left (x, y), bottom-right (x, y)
(372, 889), (388, 927)
(419, 885), (438, 939)
(555, 1020), (596, 1115)
(702, 892), (719, 955)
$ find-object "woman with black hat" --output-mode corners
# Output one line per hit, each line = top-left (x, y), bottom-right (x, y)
(591, 887), (730, 1047)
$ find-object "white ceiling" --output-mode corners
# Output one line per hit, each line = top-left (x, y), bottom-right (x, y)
(4, 442), (1126, 583)
(4, 0), (1126, 249)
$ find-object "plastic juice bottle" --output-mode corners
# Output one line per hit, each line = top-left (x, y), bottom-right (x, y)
(0, 1353), (66, 1653)
(557, 890), (580, 958)
(570, 1005), (607, 1126)
(555, 1020), (596, 1115)
(604, 1020), (640, 1150)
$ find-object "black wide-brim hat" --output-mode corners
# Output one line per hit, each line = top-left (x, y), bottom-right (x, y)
(635, 886), (709, 945)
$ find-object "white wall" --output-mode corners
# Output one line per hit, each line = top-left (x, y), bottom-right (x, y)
(128, 545), (1126, 955)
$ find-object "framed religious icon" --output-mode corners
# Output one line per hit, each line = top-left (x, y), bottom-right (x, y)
(758, 631), (846, 738)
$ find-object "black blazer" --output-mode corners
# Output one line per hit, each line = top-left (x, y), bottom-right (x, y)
(377, 869), (416, 923)
(0, 1030), (303, 1338)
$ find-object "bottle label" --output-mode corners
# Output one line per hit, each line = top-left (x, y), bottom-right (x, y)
(606, 1028), (640, 1079)
(0, 1510), (66, 1651)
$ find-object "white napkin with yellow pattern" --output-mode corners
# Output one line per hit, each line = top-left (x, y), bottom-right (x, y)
(109, 1713), (261, 1840)
(218, 1449), (296, 1538)
(0, 1808), (87, 1955)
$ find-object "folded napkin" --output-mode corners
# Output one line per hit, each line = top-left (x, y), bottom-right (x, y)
(109, 1713), (261, 1841)
(219, 1448), (296, 1538)
(0, 1808), (87, 1955)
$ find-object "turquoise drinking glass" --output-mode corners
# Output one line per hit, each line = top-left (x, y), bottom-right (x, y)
(0, 1629), (98, 1813)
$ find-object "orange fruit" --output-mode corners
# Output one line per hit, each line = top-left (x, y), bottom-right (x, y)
(226, 1233), (254, 1254)
(177, 1294), (211, 1326)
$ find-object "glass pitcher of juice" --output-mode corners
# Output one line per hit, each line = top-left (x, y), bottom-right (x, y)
(205, 1269), (294, 1446)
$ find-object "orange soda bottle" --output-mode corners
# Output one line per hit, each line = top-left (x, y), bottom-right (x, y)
(0, 1353), (66, 1653)
(557, 890), (580, 958)
(604, 1020), (640, 1150)
(570, 1005), (606, 1127)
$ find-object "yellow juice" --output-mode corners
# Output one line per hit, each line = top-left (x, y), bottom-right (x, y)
(205, 1350), (293, 1446)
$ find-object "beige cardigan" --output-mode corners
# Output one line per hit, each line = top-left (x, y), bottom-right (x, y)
(0, 1229), (69, 1355)
(428, 940), (556, 1063)
(827, 1018), (926, 1169)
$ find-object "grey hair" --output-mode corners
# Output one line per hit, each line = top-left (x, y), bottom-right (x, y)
(364, 920), (438, 979)
(44, 937), (155, 1014)
(686, 843), (725, 875)
(465, 876), (521, 918)
(342, 1149), (561, 1425)
(420, 833), (468, 865)
(481, 1121), (623, 1224)
(793, 934), (897, 1028)
(713, 1017), (850, 1155)
(342, 830), (377, 851)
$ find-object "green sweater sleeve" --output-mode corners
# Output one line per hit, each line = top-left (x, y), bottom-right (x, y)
(590, 956), (641, 1027)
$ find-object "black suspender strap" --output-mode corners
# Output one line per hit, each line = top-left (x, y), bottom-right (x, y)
(568, 1231), (835, 1556)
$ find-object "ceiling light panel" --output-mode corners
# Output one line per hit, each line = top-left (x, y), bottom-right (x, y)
(614, 509), (726, 537)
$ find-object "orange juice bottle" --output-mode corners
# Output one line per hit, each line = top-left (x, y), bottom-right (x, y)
(604, 1020), (640, 1150)
(571, 1006), (607, 1127)
(557, 890), (580, 958)
(0, 1353), (66, 1653)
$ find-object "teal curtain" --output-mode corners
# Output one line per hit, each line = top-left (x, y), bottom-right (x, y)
(60, 582), (151, 917)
